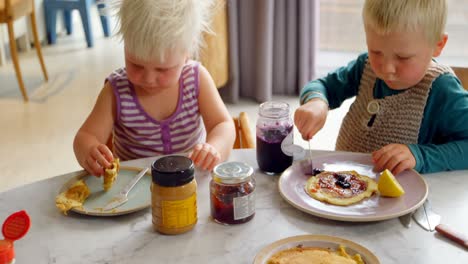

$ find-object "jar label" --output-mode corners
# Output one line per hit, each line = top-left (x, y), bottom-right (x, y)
(161, 194), (197, 228)
(280, 131), (305, 159)
(233, 192), (255, 220)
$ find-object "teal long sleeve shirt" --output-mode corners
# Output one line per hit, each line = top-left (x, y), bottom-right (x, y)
(300, 53), (468, 173)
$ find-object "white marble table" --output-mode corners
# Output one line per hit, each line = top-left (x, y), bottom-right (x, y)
(0, 149), (467, 263)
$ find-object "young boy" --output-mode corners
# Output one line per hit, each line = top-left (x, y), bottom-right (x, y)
(294, 0), (468, 174)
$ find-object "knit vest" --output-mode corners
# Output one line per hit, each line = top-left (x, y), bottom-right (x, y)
(335, 61), (452, 153)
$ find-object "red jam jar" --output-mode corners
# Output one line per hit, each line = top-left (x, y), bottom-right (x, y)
(210, 161), (256, 225)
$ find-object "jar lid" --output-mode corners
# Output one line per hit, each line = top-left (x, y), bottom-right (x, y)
(213, 162), (254, 184)
(0, 240), (14, 263)
(259, 101), (290, 118)
(2, 210), (30, 241)
(151, 155), (195, 187)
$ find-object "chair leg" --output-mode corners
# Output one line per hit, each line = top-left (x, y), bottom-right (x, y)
(64, 10), (73, 35)
(30, 11), (49, 82)
(99, 15), (110, 37)
(6, 21), (28, 102)
(78, 4), (94, 48)
(97, 2), (110, 37)
(44, 4), (58, 44)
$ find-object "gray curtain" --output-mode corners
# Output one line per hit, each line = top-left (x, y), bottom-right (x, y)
(220, 0), (319, 103)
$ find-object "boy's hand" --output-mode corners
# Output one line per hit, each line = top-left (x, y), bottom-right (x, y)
(84, 144), (114, 177)
(294, 98), (328, 140)
(372, 144), (416, 175)
(189, 143), (221, 171)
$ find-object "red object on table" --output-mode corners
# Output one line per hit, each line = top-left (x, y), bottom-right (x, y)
(0, 211), (31, 264)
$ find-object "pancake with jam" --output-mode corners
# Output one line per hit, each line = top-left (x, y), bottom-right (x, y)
(305, 170), (377, 206)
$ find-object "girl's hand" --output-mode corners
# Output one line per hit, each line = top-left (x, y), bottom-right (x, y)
(372, 144), (416, 175)
(294, 98), (329, 140)
(189, 143), (221, 171)
(83, 144), (114, 177)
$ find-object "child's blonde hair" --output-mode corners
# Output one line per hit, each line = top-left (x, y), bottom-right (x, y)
(362, 0), (447, 45)
(116, 0), (214, 62)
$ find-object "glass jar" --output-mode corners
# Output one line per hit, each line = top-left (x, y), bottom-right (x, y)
(151, 155), (197, 235)
(256, 101), (294, 174)
(210, 162), (255, 225)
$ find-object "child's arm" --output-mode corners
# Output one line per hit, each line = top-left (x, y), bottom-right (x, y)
(295, 53), (367, 140)
(299, 53), (367, 109)
(190, 65), (236, 171)
(294, 98), (329, 140)
(73, 82), (116, 176)
(374, 75), (468, 174)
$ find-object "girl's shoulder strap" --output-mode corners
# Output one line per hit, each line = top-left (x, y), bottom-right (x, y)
(105, 68), (129, 89)
(180, 60), (200, 97)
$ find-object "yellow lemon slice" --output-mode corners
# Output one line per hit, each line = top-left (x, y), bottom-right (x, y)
(378, 169), (405, 197)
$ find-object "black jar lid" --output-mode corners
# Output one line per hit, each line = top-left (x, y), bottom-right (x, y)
(151, 155), (195, 187)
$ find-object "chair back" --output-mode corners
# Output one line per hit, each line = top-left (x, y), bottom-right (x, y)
(0, 0), (34, 22)
(233, 112), (255, 149)
(452, 67), (468, 90)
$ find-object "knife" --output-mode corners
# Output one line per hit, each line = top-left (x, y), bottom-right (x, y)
(399, 212), (413, 228)
(413, 199), (468, 249)
(102, 167), (149, 211)
(308, 141), (314, 172)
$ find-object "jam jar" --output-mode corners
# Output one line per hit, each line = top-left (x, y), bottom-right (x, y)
(210, 162), (255, 225)
(151, 155), (197, 235)
(256, 101), (294, 174)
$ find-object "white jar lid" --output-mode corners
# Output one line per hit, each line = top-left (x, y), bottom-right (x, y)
(213, 162), (254, 184)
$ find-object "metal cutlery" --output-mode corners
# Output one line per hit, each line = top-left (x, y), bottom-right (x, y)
(102, 167), (149, 211)
(399, 212), (413, 228)
(412, 199), (468, 249)
(308, 141), (314, 172)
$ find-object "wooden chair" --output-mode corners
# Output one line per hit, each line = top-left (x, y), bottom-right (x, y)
(233, 112), (255, 149)
(0, 0), (49, 102)
(451, 66), (468, 90)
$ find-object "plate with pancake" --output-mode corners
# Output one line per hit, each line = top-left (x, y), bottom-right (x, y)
(278, 152), (428, 222)
(253, 234), (380, 264)
(56, 166), (152, 216)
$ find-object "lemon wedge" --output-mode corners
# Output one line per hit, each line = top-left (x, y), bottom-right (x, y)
(378, 169), (405, 197)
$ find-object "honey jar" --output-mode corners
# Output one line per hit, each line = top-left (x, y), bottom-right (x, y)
(210, 161), (255, 225)
(151, 155), (197, 235)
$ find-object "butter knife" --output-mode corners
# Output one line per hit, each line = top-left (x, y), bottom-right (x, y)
(399, 212), (413, 228)
(308, 141), (314, 172)
(103, 167), (149, 211)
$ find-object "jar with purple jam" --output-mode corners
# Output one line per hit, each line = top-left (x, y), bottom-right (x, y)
(210, 162), (255, 225)
(256, 101), (294, 174)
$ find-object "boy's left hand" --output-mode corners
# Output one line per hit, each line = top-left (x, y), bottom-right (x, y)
(372, 144), (416, 175)
(189, 143), (221, 171)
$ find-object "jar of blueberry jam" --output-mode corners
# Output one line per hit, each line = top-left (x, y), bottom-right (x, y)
(210, 162), (255, 225)
(256, 101), (293, 174)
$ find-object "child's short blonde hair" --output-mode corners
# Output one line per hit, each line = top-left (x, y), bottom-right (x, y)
(362, 0), (447, 45)
(116, 0), (214, 62)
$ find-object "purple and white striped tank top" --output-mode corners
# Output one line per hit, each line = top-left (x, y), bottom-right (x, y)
(107, 62), (206, 161)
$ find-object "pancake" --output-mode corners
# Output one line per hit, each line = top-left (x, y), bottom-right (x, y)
(55, 179), (90, 215)
(305, 170), (377, 206)
(103, 158), (120, 191)
(267, 245), (364, 264)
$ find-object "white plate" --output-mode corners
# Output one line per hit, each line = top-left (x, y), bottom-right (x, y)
(278, 152), (428, 221)
(58, 166), (152, 216)
(253, 234), (380, 264)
